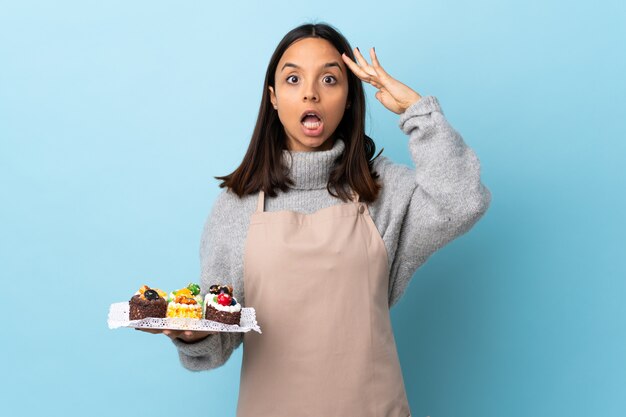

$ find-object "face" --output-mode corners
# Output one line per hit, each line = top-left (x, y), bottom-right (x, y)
(269, 37), (349, 152)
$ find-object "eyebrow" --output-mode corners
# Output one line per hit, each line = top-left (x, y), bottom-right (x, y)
(280, 61), (343, 73)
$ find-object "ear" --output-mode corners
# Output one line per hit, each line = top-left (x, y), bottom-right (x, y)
(268, 86), (277, 108)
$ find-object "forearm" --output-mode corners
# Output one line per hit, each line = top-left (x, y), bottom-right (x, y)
(400, 96), (491, 221)
(381, 96), (491, 306)
(400, 96), (491, 220)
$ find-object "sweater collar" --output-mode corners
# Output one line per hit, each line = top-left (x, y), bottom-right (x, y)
(282, 138), (346, 190)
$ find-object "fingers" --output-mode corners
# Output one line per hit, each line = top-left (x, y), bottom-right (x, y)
(162, 329), (181, 339)
(369, 47), (391, 80)
(134, 327), (219, 345)
(342, 52), (372, 83)
(135, 328), (218, 339)
(375, 88), (390, 102)
(135, 328), (163, 334)
(343, 48), (378, 82)
(178, 330), (216, 343)
(342, 47), (390, 90)
(136, 329), (187, 339)
(352, 47), (372, 72)
(164, 329), (217, 343)
(353, 47), (379, 80)
(344, 47), (421, 113)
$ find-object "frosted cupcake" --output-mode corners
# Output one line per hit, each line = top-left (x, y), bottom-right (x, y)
(204, 284), (241, 325)
(166, 283), (203, 319)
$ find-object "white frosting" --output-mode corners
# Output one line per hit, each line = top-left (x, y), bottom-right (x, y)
(204, 293), (242, 313)
(168, 292), (202, 304)
(167, 302), (201, 309)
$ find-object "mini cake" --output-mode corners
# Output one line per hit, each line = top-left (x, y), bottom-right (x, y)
(204, 284), (241, 325)
(166, 283), (203, 319)
(129, 285), (168, 320)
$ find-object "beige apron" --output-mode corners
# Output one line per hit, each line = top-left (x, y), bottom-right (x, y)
(238, 189), (411, 417)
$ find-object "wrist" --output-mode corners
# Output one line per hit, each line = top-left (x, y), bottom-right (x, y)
(402, 94), (422, 113)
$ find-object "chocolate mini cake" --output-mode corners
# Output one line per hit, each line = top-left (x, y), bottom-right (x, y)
(129, 285), (167, 320)
(204, 284), (242, 325)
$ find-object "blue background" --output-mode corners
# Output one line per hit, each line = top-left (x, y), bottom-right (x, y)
(1, 1), (624, 416)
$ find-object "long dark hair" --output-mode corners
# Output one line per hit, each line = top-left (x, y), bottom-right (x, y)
(215, 22), (383, 203)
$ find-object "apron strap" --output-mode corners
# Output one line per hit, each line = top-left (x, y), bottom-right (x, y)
(256, 190), (265, 213)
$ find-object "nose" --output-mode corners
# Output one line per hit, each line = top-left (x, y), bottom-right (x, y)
(303, 81), (319, 102)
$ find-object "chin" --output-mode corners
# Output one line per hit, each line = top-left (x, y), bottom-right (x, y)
(307, 139), (333, 151)
(288, 135), (333, 151)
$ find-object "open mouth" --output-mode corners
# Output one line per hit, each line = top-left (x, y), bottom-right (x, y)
(300, 111), (324, 137)
(301, 113), (322, 129)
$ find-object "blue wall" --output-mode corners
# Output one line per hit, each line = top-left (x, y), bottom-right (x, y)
(1, 1), (624, 416)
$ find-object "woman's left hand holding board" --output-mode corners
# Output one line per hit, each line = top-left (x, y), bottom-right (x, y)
(135, 328), (216, 343)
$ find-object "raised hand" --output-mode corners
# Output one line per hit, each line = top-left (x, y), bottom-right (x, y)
(342, 47), (422, 114)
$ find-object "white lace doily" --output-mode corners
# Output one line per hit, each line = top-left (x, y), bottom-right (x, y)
(107, 302), (262, 333)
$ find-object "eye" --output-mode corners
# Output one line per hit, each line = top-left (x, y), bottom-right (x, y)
(323, 75), (337, 85)
(286, 75), (299, 84)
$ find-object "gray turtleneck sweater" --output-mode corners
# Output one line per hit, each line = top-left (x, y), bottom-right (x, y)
(172, 96), (492, 371)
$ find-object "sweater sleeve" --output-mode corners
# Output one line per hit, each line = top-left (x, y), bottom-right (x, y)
(170, 191), (244, 371)
(380, 96), (492, 306)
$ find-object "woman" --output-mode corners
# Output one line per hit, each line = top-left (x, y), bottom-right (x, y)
(153, 22), (490, 416)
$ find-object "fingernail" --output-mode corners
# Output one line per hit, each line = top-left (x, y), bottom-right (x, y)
(356, 46), (360, 52)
